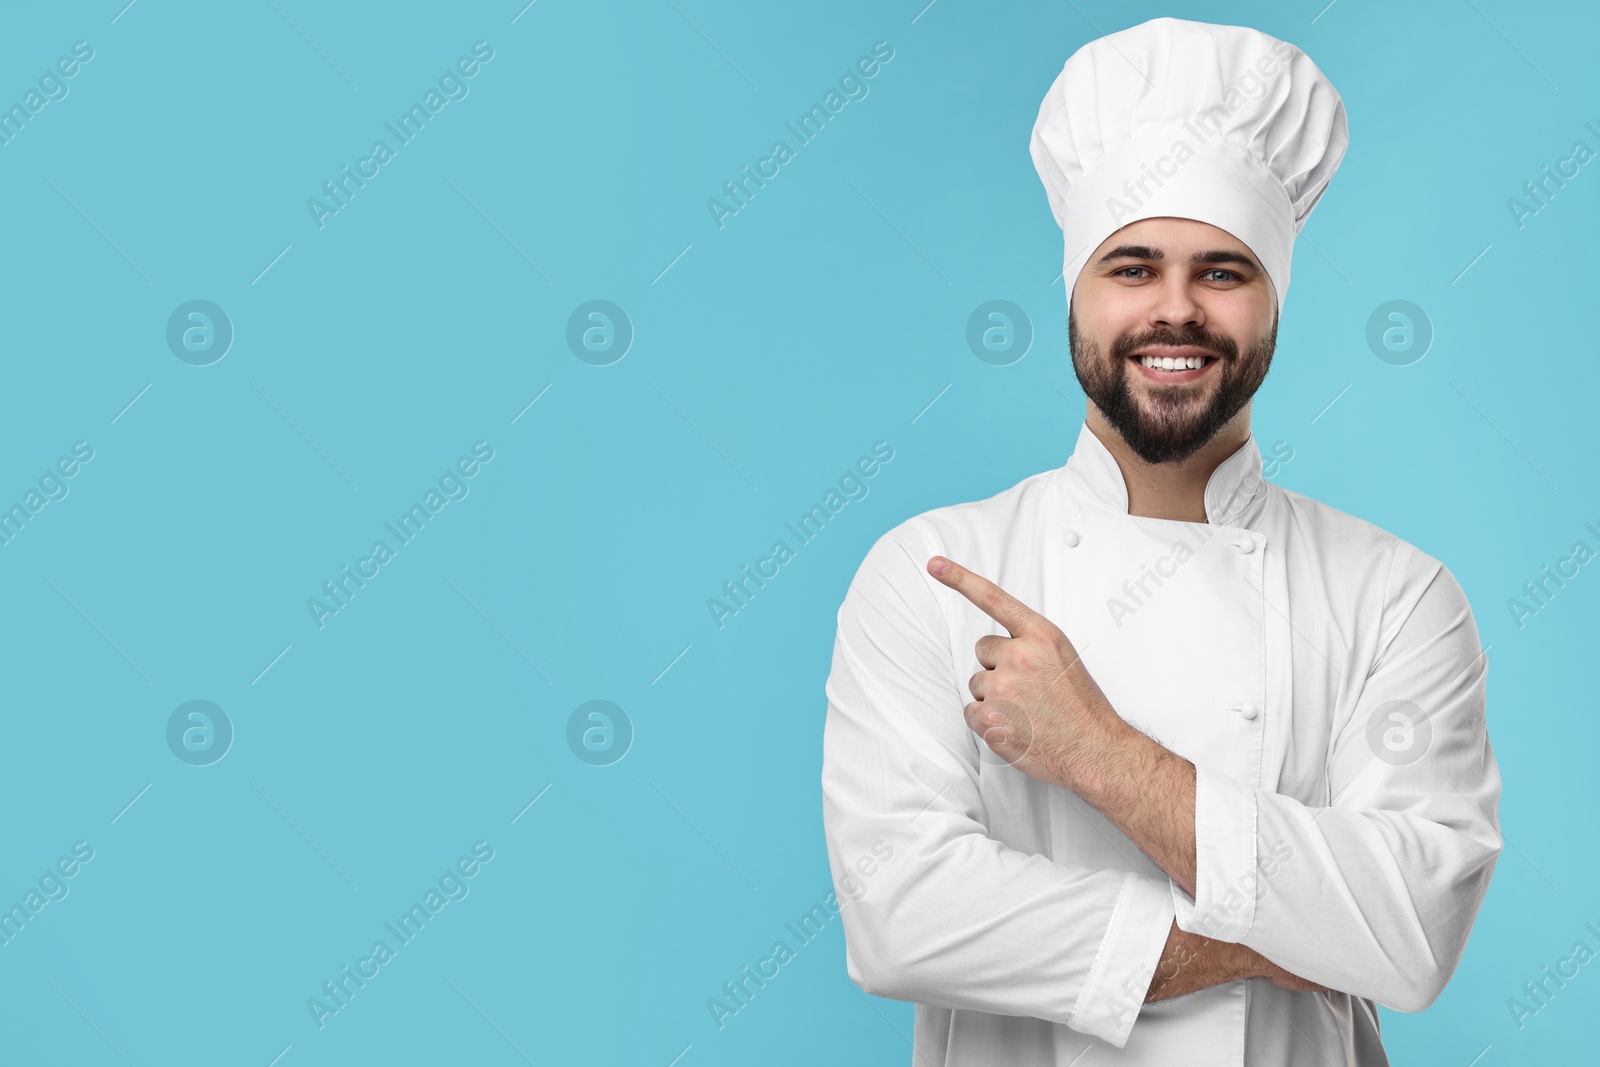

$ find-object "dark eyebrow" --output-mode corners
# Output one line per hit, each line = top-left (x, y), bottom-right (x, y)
(1095, 245), (1261, 272)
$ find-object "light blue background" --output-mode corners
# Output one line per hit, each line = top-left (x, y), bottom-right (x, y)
(0, 0), (1594, 1063)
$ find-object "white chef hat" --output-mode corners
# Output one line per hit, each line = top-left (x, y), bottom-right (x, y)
(1030, 16), (1348, 311)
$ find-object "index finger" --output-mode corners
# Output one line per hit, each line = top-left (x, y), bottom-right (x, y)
(928, 555), (1041, 637)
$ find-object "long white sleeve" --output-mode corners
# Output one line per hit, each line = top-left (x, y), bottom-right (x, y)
(1171, 543), (1503, 1012)
(822, 526), (1175, 1048)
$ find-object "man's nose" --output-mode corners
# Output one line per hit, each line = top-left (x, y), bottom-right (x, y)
(1149, 279), (1204, 329)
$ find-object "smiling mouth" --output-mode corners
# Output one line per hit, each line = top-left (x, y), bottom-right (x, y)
(1127, 351), (1218, 382)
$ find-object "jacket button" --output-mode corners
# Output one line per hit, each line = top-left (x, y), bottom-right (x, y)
(1235, 702), (1260, 720)
(1234, 535), (1258, 554)
(1061, 529), (1080, 548)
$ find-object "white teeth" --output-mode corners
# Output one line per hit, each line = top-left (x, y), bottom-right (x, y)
(1139, 354), (1208, 370)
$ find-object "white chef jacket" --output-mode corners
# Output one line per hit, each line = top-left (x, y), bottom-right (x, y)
(821, 421), (1502, 1066)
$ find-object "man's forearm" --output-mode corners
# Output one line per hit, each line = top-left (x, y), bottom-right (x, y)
(1147, 921), (1252, 1001)
(1070, 714), (1198, 896)
(1065, 721), (1334, 1003)
(1147, 921), (1331, 1002)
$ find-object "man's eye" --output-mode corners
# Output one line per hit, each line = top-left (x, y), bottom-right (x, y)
(1116, 266), (1151, 279)
(1203, 269), (1240, 282)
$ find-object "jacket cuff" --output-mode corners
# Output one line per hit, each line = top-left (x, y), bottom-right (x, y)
(1175, 765), (1259, 942)
(1069, 870), (1175, 1048)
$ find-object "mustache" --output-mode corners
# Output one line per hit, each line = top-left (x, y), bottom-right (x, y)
(1111, 328), (1238, 362)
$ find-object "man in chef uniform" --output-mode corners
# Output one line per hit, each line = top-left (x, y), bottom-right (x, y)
(821, 16), (1502, 1066)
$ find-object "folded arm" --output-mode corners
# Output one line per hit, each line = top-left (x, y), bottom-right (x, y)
(1114, 547), (1502, 1012)
(1147, 920), (1328, 1002)
(823, 528), (1174, 1048)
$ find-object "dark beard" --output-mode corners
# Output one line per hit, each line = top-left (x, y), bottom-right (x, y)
(1069, 303), (1277, 465)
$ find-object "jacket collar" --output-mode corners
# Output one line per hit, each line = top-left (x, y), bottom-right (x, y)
(1060, 421), (1267, 527)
